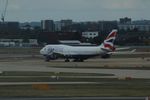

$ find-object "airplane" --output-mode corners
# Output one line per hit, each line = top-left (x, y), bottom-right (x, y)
(40, 29), (118, 62)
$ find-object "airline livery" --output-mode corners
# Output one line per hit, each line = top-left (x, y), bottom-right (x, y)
(40, 29), (117, 62)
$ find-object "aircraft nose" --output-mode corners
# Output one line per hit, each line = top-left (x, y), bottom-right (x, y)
(40, 49), (45, 54)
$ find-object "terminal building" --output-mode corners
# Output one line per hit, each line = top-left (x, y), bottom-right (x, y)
(118, 17), (150, 32)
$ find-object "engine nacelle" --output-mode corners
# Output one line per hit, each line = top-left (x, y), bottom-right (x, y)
(45, 54), (58, 62)
(50, 54), (58, 60)
(101, 54), (111, 59)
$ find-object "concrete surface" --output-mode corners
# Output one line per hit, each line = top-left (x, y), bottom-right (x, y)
(0, 58), (150, 79)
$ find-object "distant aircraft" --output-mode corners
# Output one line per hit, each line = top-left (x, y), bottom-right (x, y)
(40, 29), (122, 62)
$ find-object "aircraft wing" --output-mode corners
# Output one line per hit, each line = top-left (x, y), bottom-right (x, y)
(108, 49), (136, 54)
(115, 47), (131, 51)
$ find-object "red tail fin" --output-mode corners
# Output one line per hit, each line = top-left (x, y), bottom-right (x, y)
(102, 29), (117, 51)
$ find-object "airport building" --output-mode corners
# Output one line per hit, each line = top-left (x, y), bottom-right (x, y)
(59, 40), (95, 46)
(119, 24), (150, 32)
(118, 18), (150, 32)
(60, 19), (73, 32)
(54, 21), (62, 32)
(118, 20), (150, 32)
(20, 22), (41, 30)
(0, 39), (38, 47)
(0, 21), (19, 31)
(119, 17), (132, 24)
(82, 32), (99, 39)
(98, 21), (118, 32)
(60, 19), (73, 27)
(41, 20), (55, 32)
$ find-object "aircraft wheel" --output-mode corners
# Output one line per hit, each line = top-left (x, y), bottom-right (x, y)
(73, 59), (78, 62)
(79, 59), (84, 62)
(73, 59), (84, 62)
(65, 59), (70, 62)
(45, 56), (50, 62)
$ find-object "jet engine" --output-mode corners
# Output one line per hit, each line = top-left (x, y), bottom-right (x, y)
(50, 54), (58, 60)
(45, 54), (58, 62)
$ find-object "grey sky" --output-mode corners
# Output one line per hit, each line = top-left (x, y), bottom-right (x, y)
(1, 0), (150, 22)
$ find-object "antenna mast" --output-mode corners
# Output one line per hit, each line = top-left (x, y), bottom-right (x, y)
(1, 0), (8, 23)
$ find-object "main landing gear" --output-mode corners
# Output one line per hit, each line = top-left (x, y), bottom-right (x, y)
(45, 56), (50, 62)
(65, 58), (84, 62)
(65, 58), (70, 62)
(73, 59), (84, 62)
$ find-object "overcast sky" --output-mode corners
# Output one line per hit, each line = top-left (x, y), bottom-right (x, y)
(0, 0), (150, 22)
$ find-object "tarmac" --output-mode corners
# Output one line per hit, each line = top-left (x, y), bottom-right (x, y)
(0, 58), (150, 79)
(0, 82), (99, 85)
(0, 52), (150, 97)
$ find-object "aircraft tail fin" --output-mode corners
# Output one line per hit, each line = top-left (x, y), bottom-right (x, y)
(101, 29), (118, 52)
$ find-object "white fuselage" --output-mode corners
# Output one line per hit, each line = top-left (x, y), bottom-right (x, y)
(40, 44), (106, 56)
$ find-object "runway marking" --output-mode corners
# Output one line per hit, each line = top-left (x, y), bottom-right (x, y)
(0, 76), (117, 78)
(0, 82), (99, 85)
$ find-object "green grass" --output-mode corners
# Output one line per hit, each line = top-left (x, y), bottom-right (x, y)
(0, 83), (150, 96)
(0, 71), (150, 96)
